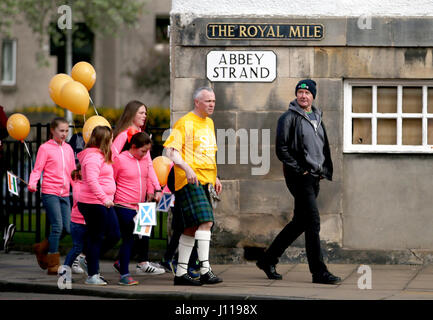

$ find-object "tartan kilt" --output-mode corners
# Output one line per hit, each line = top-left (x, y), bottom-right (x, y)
(175, 183), (214, 229)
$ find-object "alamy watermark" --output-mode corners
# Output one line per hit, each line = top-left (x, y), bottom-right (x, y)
(357, 264), (372, 290)
(357, 15), (372, 30)
(162, 126), (271, 176)
(57, 5), (72, 30)
(57, 265), (72, 290)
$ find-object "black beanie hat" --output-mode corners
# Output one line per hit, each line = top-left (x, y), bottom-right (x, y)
(295, 79), (317, 99)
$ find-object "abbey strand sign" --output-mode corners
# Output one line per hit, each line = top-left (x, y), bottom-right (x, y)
(206, 51), (276, 82)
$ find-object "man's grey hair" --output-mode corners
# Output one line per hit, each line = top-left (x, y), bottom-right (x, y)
(193, 86), (214, 101)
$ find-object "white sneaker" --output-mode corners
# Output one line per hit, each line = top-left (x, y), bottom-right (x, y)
(72, 256), (85, 274)
(85, 274), (107, 285)
(136, 261), (165, 275)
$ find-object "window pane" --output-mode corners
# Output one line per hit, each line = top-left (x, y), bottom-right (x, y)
(402, 119), (422, 145)
(377, 119), (396, 145)
(1, 40), (13, 82)
(428, 88), (433, 114)
(352, 118), (371, 144)
(403, 87), (422, 113)
(377, 87), (397, 113)
(352, 87), (371, 113)
(428, 119), (433, 145)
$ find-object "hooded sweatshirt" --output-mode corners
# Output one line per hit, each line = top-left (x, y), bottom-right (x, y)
(77, 148), (116, 205)
(111, 128), (161, 192)
(289, 99), (326, 176)
(70, 179), (85, 224)
(113, 150), (156, 210)
(28, 139), (76, 197)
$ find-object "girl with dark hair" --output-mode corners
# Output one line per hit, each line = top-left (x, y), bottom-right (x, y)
(112, 132), (161, 285)
(29, 117), (76, 275)
(63, 165), (88, 275)
(111, 101), (164, 275)
(77, 126), (120, 285)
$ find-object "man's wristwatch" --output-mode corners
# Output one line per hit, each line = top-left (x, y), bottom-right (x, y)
(155, 189), (162, 193)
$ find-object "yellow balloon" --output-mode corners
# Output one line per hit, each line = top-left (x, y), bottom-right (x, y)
(59, 81), (90, 115)
(71, 61), (96, 91)
(7, 113), (30, 141)
(152, 156), (173, 187)
(49, 73), (73, 107)
(82, 116), (111, 143)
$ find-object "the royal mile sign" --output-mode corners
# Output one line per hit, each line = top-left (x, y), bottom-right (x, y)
(207, 23), (324, 40)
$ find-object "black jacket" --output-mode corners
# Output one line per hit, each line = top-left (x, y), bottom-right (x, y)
(275, 100), (333, 181)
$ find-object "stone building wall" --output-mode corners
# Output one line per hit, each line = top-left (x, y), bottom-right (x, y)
(170, 1), (433, 263)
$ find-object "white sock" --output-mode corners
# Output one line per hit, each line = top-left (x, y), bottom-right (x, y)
(175, 234), (195, 277)
(195, 230), (211, 275)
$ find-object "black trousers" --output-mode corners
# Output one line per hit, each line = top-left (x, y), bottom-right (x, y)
(261, 172), (328, 275)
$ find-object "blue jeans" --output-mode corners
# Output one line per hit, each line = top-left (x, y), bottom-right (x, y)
(64, 222), (87, 267)
(78, 202), (120, 277)
(115, 207), (137, 276)
(41, 193), (71, 253)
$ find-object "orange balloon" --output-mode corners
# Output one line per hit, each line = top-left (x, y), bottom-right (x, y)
(59, 81), (90, 115)
(49, 73), (73, 107)
(152, 156), (173, 187)
(82, 116), (111, 143)
(7, 113), (30, 141)
(71, 61), (96, 91)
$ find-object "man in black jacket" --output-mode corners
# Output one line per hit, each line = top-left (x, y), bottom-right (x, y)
(256, 79), (341, 285)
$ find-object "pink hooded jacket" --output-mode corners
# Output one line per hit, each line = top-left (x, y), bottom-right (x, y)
(111, 129), (161, 192)
(28, 139), (76, 197)
(113, 150), (157, 210)
(70, 180), (85, 224)
(77, 148), (116, 205)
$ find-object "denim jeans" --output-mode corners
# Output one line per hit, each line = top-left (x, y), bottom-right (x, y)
(115, 207), (137, 276)
(64, 222), (88, 267)
(41, 193), (71, 253)
(77, 202), (120, 277)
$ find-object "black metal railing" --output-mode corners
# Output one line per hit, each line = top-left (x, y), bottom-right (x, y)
(0, 123), (169, 243)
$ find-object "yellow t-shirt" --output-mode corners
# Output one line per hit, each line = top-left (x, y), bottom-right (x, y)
(163, 112), (218, 191)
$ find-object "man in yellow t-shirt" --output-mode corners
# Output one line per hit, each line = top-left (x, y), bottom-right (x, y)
(164, 86), (223, 286)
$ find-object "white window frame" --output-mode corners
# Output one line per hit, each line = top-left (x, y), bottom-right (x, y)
(344, 79), (433, 153)
(1, 39), (17, 86)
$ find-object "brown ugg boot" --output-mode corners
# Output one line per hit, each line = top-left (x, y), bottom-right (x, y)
(46, 252), (60, 275)
(33, 239), (49, 270)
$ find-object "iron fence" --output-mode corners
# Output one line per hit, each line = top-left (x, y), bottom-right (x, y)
(0, 123), (169, 243)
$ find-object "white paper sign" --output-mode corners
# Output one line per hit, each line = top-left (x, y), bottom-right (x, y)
(207, 50), (276, 82)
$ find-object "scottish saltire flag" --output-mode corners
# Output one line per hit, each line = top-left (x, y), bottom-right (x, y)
(156, 194), (175, 212)
(138, 202), (156, 226)
(7, 171), (19, 196)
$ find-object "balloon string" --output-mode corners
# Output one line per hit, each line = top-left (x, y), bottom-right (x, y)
(22, 140), (33, 171)
(89, 97), (99, 116)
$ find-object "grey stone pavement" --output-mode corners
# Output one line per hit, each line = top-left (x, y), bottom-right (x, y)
(1, 251), (433, 301)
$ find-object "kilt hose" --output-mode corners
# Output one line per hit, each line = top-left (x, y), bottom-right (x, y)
(175, 182), (214, 229)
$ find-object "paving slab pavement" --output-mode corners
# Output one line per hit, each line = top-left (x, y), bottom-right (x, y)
(1, 251), (433, 301)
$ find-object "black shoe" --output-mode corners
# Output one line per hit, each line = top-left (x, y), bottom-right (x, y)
(256, 260), (282, 280)
(4, 224), (16, 253)
(312, 271), (341, 285)
(200, 270), (223, 284)
(174, 273), (203, 286)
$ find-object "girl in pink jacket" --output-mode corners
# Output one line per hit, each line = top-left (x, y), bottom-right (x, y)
(111, 101), (165, 276)
(112, 132), (160, 285)
(77, 125), (120, 286)
(63, 165), (88, 275)
(111, 100), (161, 196)
(28, 117), (76, 275)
